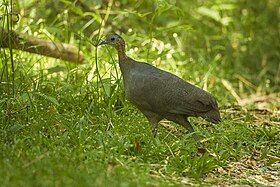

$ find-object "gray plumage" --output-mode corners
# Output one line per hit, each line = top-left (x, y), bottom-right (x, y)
(99, 34), (221, 147)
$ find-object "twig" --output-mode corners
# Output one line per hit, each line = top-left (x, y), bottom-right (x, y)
(0, 28), (84, 63)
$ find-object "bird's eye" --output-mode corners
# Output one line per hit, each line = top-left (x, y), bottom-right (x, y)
(111, 38), (115, 41)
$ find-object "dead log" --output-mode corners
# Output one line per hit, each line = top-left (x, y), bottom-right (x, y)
(0, 28), (84, 63)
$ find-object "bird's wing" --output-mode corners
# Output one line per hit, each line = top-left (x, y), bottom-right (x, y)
(128, 62), (217, 116)
(140, 68), (216, 115)
(167, 90), (216, 115)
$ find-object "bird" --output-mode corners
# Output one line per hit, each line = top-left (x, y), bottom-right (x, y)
(98, 33), (221, 147)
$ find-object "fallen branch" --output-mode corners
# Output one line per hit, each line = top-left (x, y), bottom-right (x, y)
(0, 28), (84, 63)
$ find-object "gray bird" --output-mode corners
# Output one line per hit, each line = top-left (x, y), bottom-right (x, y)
(99, 34), (221, 147)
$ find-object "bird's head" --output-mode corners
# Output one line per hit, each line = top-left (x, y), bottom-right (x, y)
(98, 34), (125, 50)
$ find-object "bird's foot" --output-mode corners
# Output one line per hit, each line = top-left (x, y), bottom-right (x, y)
(197, 141), (208, 154)
(151, 127), (158, 138)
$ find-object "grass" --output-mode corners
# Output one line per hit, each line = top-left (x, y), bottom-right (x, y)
(0, 51), (279, 186)
(1, 0), (280, 186)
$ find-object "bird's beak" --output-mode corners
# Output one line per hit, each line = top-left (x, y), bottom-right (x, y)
(98, 40), (108, 46)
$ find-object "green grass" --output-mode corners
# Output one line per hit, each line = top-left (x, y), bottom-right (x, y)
(0, 54), (279, 186)
(1, 97), (279, 186)
(1, 0), (280, 186)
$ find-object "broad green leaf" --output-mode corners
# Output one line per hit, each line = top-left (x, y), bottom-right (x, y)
(35, 92), (60, 106)
(197, 6), (221, 22)
(71, 6), (84, 16)
(118, 10), (152, 18)
(59, 0), (72, 5)
(47, 65), (67, 74)
(83, 12), (102, 24)
(155, 0), (173, 15)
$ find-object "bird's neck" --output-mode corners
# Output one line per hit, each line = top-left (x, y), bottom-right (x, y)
(115, 44), (131, 73)
(118, 50), (128, 62)
(116, 44), (130, 64)
(117, 47), (133, 74)
(118, 50), (130, 73)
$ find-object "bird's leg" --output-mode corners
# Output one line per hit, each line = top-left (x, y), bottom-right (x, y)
(149, 121), (158, 137)
(144, 112), (161, 138)
(182, 119), (203, 147)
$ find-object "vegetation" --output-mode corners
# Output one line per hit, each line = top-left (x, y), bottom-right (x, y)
(1, 0), (279, 186)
